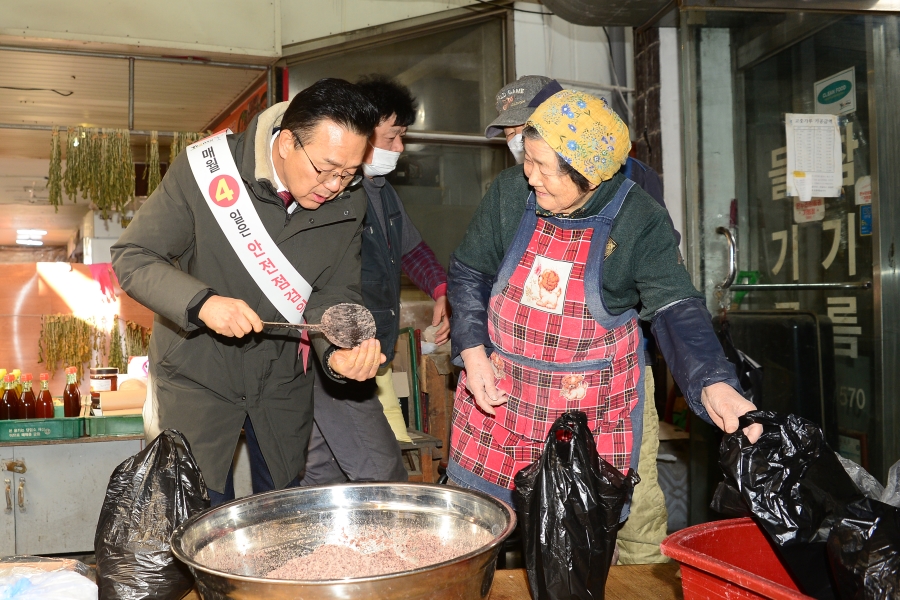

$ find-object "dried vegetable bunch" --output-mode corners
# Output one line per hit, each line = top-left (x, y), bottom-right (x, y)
(169, 131), (205, 165)
(51, 127), (207, 217)
(38, 314), (97, 380)
(48, 126), (63, 210)
(124, 320), (152, 358)
(145, 131), (162, 197)
(108, 320), (127, 373)
(38, 314), (151, 378)
(59, 127), (135, 221)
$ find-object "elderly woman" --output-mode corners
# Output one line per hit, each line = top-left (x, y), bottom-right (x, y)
(446, 90), (760, 505)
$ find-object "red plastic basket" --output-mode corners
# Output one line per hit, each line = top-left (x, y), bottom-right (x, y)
(660, 518), (813, 600)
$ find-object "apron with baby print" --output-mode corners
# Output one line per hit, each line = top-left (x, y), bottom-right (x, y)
(450, 179), (645, 491)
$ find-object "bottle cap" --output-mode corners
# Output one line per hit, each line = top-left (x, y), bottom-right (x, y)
(4, 374), (14, 383)
(22, 374), (32, 382)
(12, 369), (20, 377)
(66, 367), (75, 375)
(39, 373), (49, 381)
(89, 367), (119, 376)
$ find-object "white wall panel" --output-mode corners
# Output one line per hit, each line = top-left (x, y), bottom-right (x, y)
(659, 27), (684, 256)
(512, 3), (621, 93)
(0, 0), (280, 59)
(281, 0), (480, 46)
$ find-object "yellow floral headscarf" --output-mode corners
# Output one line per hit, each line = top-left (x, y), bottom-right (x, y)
(525, 90), (631, 185)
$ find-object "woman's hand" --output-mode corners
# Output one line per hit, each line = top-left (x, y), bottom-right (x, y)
(460, 345), (507, 416)
(701, 382), (763, 443)
(431, 295), (451, 345)
(328, 339), (385, 382)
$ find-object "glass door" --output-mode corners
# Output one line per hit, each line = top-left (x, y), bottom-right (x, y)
(682, 10), (900, 503)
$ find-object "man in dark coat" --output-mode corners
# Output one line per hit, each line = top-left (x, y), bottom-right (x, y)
(112, 79), (384, 505)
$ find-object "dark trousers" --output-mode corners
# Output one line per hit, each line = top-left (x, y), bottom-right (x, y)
(208, 416), (301, 507)
(298, 358), (407, 486)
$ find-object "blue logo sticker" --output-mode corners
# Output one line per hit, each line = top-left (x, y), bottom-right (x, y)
(860, 205), (872, 236)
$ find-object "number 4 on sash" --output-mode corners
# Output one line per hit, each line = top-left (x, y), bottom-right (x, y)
(216, 178), (234, 203)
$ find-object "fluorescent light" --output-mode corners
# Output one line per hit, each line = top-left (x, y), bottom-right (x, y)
(16, 239), (43, 246)
(17, 229), (47, 237)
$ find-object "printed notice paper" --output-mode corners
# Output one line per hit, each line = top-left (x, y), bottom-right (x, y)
(785, 113), (843, 201)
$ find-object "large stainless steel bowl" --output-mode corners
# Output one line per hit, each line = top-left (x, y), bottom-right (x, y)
(171, 483), (517, 600)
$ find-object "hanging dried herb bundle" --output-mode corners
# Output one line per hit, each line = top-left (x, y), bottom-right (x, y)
(146, 131), (162, 196)
(63, 126), (81, 201)
(56, 127), (134, 220)
(89, 316), (108, 367)
(111, 129), (135, 222)
(124, 320), (152, 357)
(170, 131), (205, 165)
(85, 128), (102, 204)
(108, 317), (127, 373)
(38, 314), (95, 380)
(48, 126), (63, 211)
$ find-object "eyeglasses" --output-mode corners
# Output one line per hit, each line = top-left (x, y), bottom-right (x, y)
(295, 135), (362, 187)
(523, 155), (564, 180)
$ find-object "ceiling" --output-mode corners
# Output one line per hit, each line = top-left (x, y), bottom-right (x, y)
(0, 47), (267, 249)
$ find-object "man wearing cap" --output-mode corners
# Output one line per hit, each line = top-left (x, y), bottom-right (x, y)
(447, 86), (760, 562)
(487, 76), (675, 243)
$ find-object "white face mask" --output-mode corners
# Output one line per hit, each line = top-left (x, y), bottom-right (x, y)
(362, 146), (401, 177)
(507, 133), (525, 164)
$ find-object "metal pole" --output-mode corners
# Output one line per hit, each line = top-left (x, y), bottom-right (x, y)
(128, 57), (135, 130)
(267, 66), (277, 108)
(403, 131), (506, 145)
(729, 282), (873, 291)
(0, 44), (269, 70)
(0, 122), (508, 146)
(554, 78), (634, 94)
(0, 122), (181, 137)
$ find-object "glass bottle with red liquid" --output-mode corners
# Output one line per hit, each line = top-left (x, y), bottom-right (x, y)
(63, 367), (81, 418)
(0, 374), (19, 420)
(18, 373), (36, 420)
(35, 373), (55, 419)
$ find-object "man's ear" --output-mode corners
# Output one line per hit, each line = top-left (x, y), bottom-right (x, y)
(277, 128), (296, 160)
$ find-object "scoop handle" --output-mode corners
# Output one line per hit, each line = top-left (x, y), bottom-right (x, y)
(262, 322), (321, 331)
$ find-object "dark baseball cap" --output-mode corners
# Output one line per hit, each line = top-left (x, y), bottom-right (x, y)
(484, 75), (554, 138)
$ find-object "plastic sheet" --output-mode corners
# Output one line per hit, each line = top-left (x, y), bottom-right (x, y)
(514, 411), (639, 600)
(712, 411), (865, 600)
(837, 454), (885, 501)
(0, 556), (96, 600)
(882, 460), (900, 509)
(0, 570), (97, 600)
(828, 498), (900, 600)
(95, 429), (209, 600)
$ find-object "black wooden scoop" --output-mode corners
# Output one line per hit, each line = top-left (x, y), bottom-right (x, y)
(263, 303), (376, 348)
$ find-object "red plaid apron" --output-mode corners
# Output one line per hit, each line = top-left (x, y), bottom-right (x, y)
(451, 182), (642, 491)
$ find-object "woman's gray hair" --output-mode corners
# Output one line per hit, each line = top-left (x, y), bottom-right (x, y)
(522, 125), (593, 194)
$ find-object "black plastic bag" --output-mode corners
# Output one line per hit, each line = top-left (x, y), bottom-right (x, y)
(827, 498), (900, 600)
(95, 429), (210, 600)
(514, 411), (639, 600)
(711, 411), (865, 600)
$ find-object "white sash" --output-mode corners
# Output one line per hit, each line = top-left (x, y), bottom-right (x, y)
(186, 131), (312, 323)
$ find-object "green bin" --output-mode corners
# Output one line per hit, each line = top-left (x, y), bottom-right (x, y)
(85, 415), (144, 437)
(0, 418), (84, 442)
